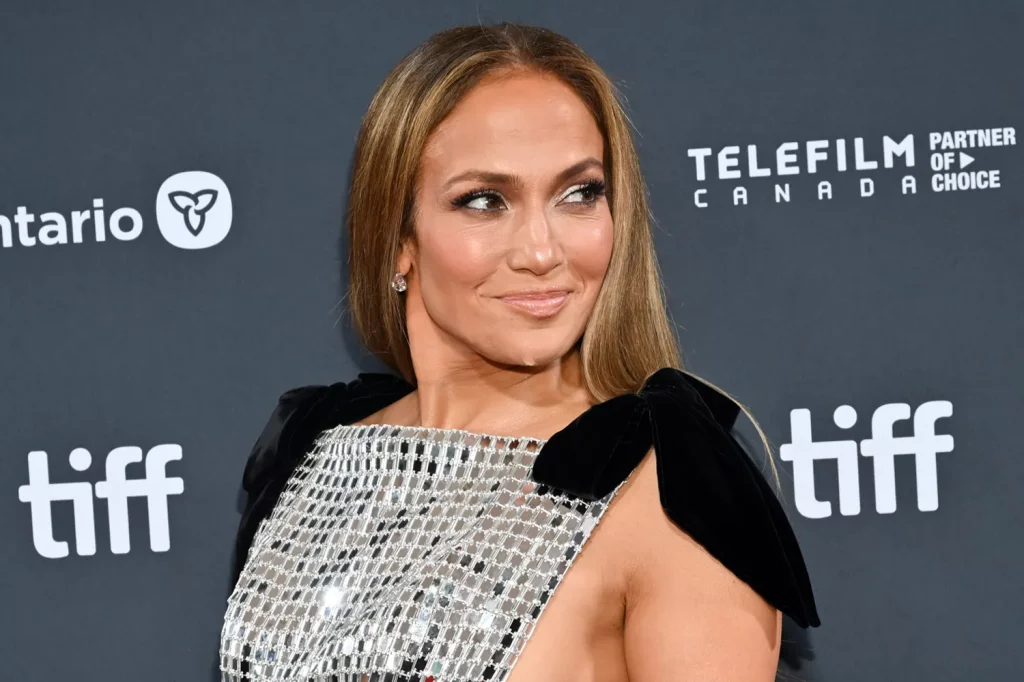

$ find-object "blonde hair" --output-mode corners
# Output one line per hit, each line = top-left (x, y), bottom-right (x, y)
(344, 23), (783, 494)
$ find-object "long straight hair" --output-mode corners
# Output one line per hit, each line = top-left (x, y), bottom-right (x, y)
(345, 23), (782, 491)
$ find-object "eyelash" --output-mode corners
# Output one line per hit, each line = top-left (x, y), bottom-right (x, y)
(450, 179), (607, 212)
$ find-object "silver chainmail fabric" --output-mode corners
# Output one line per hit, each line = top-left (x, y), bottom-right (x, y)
(220, 423), (624, 682)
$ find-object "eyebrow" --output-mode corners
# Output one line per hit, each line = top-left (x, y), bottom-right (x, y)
(441, 157), (605, 191)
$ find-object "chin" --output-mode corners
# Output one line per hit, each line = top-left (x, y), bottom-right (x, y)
(485, 339), (578, 370)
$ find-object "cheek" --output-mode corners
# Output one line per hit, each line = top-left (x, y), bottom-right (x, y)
(416, 222), (501, 292)
(565, 217), (614, 283)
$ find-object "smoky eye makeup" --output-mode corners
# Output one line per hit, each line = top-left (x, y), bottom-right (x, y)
(449, 178), (607, 212)
(449, 188), (505, 211)
(560, 178), (607, 203)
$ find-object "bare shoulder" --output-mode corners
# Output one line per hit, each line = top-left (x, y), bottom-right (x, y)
(350, 392), (420, 427)
(612, 448), (779, 615)
(604, 447), (783, 680)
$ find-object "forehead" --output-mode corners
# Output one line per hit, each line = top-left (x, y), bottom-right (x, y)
(420, 70), (605, 176)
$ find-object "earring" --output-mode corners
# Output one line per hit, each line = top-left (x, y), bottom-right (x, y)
(390, 272), (407, 293)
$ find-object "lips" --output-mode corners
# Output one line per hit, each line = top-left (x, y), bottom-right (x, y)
(495, 290), (572, 318)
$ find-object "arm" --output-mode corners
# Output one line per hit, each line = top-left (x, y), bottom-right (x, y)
(621, 450), (783, 681)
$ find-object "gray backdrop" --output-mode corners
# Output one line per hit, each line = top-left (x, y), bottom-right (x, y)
(2, 1), (1020, 680)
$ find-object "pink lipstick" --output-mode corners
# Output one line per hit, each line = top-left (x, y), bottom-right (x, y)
(496, 290), (571, 318)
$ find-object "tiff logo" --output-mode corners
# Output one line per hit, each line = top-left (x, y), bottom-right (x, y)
(780, 402), (953, 519)
(17, 445), (184, 558)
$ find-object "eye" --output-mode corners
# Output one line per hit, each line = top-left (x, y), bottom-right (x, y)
(561, 179), (607, 205)
(451, 189), (507, 212)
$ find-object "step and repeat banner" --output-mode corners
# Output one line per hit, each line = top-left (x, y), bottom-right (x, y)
(1, 1), (1020, 680)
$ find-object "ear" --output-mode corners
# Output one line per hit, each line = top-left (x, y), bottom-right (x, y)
(396, 238), (416, 276)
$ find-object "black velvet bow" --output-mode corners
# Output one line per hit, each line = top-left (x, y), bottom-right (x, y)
(532, 367), (821, 628)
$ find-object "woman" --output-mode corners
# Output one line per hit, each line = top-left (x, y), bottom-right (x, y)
(220, 22), (820, 682)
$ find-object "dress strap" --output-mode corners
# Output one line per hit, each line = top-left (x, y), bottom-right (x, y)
(531, 367), (821, 628)
(231, 373), (413, 584)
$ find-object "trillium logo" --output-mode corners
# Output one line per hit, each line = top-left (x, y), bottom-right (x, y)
(156, 171), (233, 249)
(169, 189), (219, 235)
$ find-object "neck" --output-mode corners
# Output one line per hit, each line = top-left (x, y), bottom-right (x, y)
(405, 348), (589, 439)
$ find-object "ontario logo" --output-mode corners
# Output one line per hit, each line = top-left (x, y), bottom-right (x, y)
(687, 125), (1016, 207)
(0, 170), (232, 250)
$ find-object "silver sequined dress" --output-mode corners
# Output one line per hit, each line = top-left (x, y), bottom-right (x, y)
(219, 423), (624, 682)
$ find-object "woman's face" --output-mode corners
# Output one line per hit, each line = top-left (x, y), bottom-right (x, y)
(399, 69), (614, 371)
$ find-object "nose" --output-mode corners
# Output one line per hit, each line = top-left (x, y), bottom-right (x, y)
(506, 207), (564, 275)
